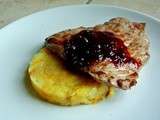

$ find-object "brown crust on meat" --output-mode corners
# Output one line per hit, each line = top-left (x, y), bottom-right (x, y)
(45, 17), (149, 90)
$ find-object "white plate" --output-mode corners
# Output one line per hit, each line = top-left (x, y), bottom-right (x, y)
(0, 5), (160, 120)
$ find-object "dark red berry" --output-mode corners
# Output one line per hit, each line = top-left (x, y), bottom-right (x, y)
(64, 30), (141, 68)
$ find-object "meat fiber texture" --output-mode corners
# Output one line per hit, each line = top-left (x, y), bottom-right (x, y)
(45, 17), (149, 90)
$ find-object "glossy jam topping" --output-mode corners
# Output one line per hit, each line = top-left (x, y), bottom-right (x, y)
(64, 30), (141, 68)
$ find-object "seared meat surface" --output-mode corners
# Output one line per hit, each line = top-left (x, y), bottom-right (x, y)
(45, 17), (149, 90)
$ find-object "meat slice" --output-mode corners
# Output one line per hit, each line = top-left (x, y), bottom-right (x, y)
(45, 17), (149, 90)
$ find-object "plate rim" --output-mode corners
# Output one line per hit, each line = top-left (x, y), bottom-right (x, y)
(0, 4), (160, 31)
(0, 4), (160, 120)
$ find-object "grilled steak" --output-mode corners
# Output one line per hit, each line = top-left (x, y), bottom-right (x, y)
(45, 17), (149, 90)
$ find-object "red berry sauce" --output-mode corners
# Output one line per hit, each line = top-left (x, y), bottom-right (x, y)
(64, 30), (141, 68)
